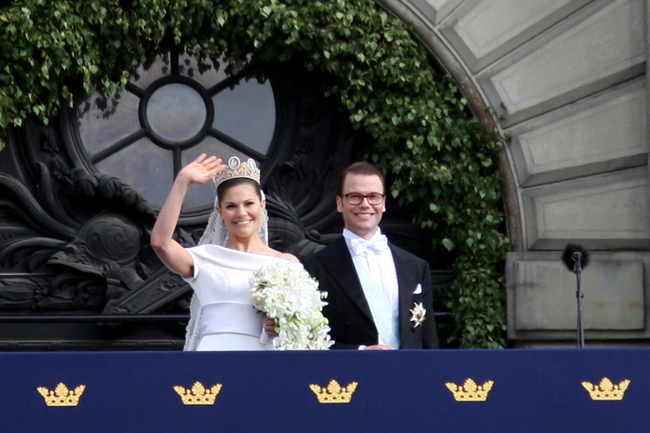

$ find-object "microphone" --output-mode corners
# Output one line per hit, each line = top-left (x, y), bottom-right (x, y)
(561, 243), (590, 273)
(561, 243), (590, 349)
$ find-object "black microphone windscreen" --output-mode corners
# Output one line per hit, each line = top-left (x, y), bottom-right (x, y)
(561, 243), (590, 271)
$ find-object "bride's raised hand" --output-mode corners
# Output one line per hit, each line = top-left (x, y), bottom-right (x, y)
(178, 153), (224, 185)
(152, 154), (224, 278)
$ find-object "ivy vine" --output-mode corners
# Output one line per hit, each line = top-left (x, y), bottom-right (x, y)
(0, 0), (510, 348)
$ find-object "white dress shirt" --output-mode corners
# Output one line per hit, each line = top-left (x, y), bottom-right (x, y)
(342, 228), (399, 316)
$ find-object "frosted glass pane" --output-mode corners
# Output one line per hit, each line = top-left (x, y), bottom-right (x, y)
(147, 84), (206, 142)
(129, 53), (171, 90)
(212, 78), (275, 155)
(77, 91), (141, 156)
(96, 138), (173, 208)
(179, 52), (228, 89)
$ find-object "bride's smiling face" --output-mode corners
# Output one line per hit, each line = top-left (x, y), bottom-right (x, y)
(217, 182), (265, 240)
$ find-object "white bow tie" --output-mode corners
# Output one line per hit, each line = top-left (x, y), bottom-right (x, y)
(351, 236), (389, 255)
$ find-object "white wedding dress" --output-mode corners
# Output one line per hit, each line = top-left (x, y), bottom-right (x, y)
(183, 244), (300, 351)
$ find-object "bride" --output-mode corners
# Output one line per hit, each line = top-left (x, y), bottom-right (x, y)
(151, 154), (300, 351)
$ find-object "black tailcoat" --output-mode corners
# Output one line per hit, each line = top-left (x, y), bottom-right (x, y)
(301, 237), (438, 349)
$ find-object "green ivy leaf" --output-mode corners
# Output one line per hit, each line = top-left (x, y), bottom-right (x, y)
(442, 238), (455, 251)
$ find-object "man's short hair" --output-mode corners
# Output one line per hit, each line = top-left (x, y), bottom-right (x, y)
(337, 162), (386, 197)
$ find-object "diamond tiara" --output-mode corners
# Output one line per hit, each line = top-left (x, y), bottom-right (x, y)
(213, 156), (260, 187)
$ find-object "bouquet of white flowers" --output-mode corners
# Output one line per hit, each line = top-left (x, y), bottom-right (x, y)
(250, 261), (334, 350)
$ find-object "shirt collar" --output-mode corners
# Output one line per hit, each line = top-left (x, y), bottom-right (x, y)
(343, 228), (383, 242)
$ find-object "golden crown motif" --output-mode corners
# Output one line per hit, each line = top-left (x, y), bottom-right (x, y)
(37, 383), (86, 407)
(173, 382), (223, 405)
(309, 380), (358, 404)
(581, 378), (630, 401)
(213, 156), (260, 187)
(445, 378), (494, 402)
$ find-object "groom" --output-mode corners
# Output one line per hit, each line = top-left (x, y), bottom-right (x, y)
(301, 162), (438, 350)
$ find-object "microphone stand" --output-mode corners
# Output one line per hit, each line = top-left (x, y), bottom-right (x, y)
(573, 252), (585, 348)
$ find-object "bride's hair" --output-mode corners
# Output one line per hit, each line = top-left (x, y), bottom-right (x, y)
(216, 177), (262, 203)
(337, 161), (386, 197)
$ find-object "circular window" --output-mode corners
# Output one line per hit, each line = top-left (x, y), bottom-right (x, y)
(74, 51), (276, 211)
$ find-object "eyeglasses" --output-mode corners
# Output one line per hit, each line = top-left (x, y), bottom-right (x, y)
(344, 193), (385, 205)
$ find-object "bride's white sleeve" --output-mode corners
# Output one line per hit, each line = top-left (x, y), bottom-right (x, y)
(181, 248), (204, 352)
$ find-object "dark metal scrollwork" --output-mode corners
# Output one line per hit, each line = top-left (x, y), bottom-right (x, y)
(0, 161), (161, 311)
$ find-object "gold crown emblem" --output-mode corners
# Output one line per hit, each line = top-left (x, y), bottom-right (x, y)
(309, 380), (358, 404)
(173, 382), (223, 405)
(213, 156), (260, 187)
(37, 383), (86, 407)
(445, 378), (494, 402)
(581, 378), (630, 401)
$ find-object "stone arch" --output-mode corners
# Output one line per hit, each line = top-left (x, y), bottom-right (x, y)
(379, 0), (649, 346)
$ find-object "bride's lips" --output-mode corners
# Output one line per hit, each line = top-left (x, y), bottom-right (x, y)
(234, 219), (253, 225)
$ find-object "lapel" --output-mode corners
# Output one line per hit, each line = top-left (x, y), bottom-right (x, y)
(319, 237), (374, 322)
(392, 245), (417, 341)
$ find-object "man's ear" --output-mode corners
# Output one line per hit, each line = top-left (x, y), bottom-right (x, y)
(336, 196), (343, 213)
